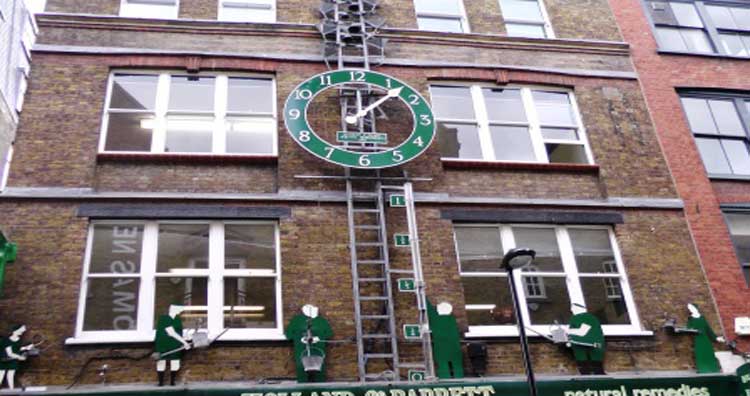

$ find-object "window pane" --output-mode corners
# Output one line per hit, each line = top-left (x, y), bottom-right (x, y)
(165, 117), (214, 153)
(225, 117), (275, 154)
(169, 76), (215, 112)
(532, 91), (576, 125)
(89, 224), (144, 274)
(104, 113), (155, 151)
(157, 224), (210, 272)
(220, 3), (274, 22)
(524, 276), (570, 325)
(708, 100), (745, 136)
(541, 127), (578, 141)
(490, 126), (536, 161)
(743, 36), (750, 55)
(681, 29), (714, 53)
(110, 75), (157, 110)
(723, 140), (750, 175)
(438, 122), (483, 159)
(83, 278), (140, 331)
(656, 27), (689, 52)
(726, 213), (750, 286)
(462, 276), (516, 326)
(707, 5), (736, 29)
(483, 88), (526, 122)
(719, 34), (749, 57)
(227, 78), (273, 113)
(417, 16), (464, 33)
(731, 8), (750, 30)
(568, 229), (616, 273)
(695, 138), (731, 174)
(546, 143), (588, 163)
(499, 0), (543, 21)
(120, 1), (177, 18)
(513, 227), (563, 271)
(505, 23), (547, 38)
(681, 98), (717, 134)
(155, 277), (208, 330)
(431, 86), (475, 120)
(455, 227), (503, 272)
(670, 2), (703, 27)
(580, 277), (630, 325)
(224, 277), (277, 328)
(414, 0), (461, 14)
(225, 224), (276, 270)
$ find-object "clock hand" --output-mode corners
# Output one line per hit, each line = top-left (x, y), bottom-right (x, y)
(345, 86), (403, 125)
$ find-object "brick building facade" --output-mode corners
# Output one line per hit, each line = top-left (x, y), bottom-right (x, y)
(0, 0), (742, 394)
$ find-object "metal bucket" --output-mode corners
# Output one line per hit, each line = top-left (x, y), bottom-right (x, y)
(301, 347), (325, 372)
(191, 331), (210, 348)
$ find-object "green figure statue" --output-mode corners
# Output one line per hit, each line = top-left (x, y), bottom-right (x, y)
(154, 304), (191, 386)
(427, 300), (463, 379)
(567, 303), (606, 375)
(285, 304), (333, 383)
(686, 303), (724, 373)
(0, 231), (18, 297)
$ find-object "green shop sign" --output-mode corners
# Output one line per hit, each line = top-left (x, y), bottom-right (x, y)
(41, 373), (741, 396)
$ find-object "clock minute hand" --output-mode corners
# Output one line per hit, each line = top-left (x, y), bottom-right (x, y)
(345, 86), (403, 125)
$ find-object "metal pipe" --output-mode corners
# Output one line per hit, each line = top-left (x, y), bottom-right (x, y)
(507, 268), (538, 396)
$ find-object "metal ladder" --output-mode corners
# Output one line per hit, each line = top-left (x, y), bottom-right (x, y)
(346, 178), (434, 381)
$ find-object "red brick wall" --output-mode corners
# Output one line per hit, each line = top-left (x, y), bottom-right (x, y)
(608, 0), (750, 347)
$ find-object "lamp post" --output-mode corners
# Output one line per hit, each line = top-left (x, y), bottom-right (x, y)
(502, 248), (537, 396)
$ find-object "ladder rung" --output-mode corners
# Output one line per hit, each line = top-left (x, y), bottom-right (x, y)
(361, 315), (389, 319)
(356, 242), (385, 247)
(359, 296), (388, 301)
(362, 334), (391, 339)
(365, 353), (394, 359)
(359, 278), (386, 282)
(359, 259), (386, 264)
(355, 225), (381, 230)
(353, 192), (379, 198)
(381, 185), (405, 190)
(388, 269), (413, 274)
(353, 209), (380, 213)
(397, 363), (427, 369)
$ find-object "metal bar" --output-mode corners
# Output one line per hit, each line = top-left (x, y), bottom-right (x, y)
(294, 175), (433, 181)
(377, 181), (400, 381)
(346, 172), (367, 383)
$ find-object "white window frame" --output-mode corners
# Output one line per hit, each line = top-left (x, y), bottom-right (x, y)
(0, 146), (13, 191)
(98, 71), (278, 156)
(455, 224), (648, 338)
(67, 220), (283, 344)
(414, 0), (471, 33)
(120, 0), (179, 19)
(218, 0), (276, 22)
(431, 84), (594, 164)
(498, 0), (555, 38)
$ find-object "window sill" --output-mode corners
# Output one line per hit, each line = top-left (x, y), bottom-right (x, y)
(97, 152), (278, 165)
(708, 174), (750, 182)
(464, 329), (654, 340)
(441, 158), (600, 173)
(657, 49), (750, 61)
(65, 333), (287, 345)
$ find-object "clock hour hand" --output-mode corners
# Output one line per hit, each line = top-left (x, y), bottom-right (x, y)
(345, 86), (403, 125)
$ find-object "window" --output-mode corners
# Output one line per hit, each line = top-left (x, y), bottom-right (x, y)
(498, 0), (554, 38)
(100, 72), (276, 155)
(120, 0), (179, 19)
(680, 94), (750, 177)
(455, 225), (643, 337)
(73, 221), (282, 343)
(431, 85), (592, 164)
(647, 0), (750, 57)
(414, 0), (469, 33)
(724, 213), (750, 286)
(0, 146), (13, 191)
(218, 0), (275, 22)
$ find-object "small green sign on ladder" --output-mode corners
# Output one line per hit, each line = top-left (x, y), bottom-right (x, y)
(408, 370), (426, 382)
(394, 233), (410, 247)
(398, 278), (416, 292)
(389, 194), (406, 207)
(404, 324), (422, 339)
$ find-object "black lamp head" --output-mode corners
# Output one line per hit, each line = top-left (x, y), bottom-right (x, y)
(502, 248), (536, 271)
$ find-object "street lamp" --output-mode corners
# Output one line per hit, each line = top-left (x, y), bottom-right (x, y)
(502, 248), (537, 396)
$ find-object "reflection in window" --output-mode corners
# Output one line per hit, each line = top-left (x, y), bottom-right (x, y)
(120, 0), (178, 19)
(219, 0), (275, 22)
(414, 0), (468, 33)
(725, 213), (750, 286)
(498, 0), (553, 38)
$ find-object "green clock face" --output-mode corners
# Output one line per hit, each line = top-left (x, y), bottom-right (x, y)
(284, 69), (435, 169)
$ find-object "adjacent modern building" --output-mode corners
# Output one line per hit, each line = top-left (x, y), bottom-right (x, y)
(0, 0), (746, 394)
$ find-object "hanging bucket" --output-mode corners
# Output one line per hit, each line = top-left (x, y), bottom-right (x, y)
(301, 347), (325, 372)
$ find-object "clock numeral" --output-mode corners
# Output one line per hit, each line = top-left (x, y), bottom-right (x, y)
(324, 147), (335, 159)
(288, 109), (301, 120)
(385, 79), (392, 88)
(299, 131), (311, 142)
(350, 71), (366, 82)
(294, 89), (312, 100)
(413, 136), (424, 147)
(359, 155), (371, 167)
(408, 94), (420, 105)
(392, 150), (404, 162)
(319, 75), (332, 86)
(419, 114), (432, 126)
